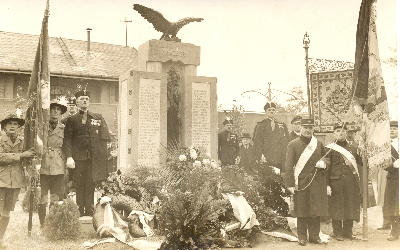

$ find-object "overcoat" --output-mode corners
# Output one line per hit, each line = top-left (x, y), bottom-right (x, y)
(0, 134), (26, 188)
(41, 123), (66, 175)
(383, 145), (399, 217)
(285, 136), (328, 217)
(323, 141), (362, 221)
(63, 110), (110, 182)
(238, 144), (254, 174)
(252, 118), (289, 171)
(289, 131), (300, 142)
(218, 130), (239, 165)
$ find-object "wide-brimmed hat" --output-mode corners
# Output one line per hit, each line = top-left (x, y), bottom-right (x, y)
(264, 102), (276, 110)
(300, 118), (314, 126)
(1, 114), (25, 129)
(50, 99), (67, 114)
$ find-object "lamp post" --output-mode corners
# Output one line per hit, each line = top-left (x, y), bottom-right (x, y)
(303, 32), (312, 119)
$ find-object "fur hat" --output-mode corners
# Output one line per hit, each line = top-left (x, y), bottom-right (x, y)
(264, 102), (276, 110)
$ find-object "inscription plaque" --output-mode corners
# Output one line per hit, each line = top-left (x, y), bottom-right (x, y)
(138, 78), (161, 166)
(119, 79), (128, 171)
(192, 82), (211, 153)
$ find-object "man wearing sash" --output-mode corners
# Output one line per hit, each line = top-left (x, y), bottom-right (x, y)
(382, 120), (399, 241)
(322, 122), (362, 241)
(285, 118), (328, 246)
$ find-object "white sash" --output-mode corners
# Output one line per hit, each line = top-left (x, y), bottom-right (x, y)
(326, 143), (359, 177)
(294, 136), (318, 188)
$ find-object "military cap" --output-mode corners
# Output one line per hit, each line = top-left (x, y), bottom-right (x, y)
(1, 113), (25, 129)
(50, 99), (67, 114)
(333, 121), (347, 130)
(264, 102), (276, 110)
(66, 97), (76, 105)
(75, 89), (90, 99)
(346, 121), (359, 132)
(241, 132), (251, 139)
(390, 120), (398, 127)
(291, 116), (302, 124)
(223, 119), (233, 125)
(300, 118), (314, 126)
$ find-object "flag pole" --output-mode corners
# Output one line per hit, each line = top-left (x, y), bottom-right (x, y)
(361, 112), (368, 240)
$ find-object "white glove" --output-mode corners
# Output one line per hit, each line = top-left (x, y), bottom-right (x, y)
(327, 186), (332, 196)
(316, 160), (326, 169)
(288, 187), (295, 194)
(66, 157), (75, 169)
(394, 159), (399, 169)
(271, 166), (280, 175)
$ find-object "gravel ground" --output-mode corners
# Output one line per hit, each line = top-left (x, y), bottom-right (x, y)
(3, 191), (399, 250)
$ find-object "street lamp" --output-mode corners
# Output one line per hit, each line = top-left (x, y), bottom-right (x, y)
(303, 32), (312, 119)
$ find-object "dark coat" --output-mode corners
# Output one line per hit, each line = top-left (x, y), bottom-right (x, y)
(324, 141), (362, 221)
(285, 136), (328, 217)
(252, 118), (289, 171)
(218, 130), (239, 166)
(289, 131), (300, 142)
(63, 110), (110, 182)
(383, 145), (399, 217)
(238, 144), (254, 174)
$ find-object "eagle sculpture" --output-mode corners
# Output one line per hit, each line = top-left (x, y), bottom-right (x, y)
(133, 4), (203, 42)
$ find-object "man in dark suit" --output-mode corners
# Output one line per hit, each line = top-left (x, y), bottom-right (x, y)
(285, 118), (328, 246)
(63, 90), (111, 216)
(322, 122), (362, 241)
(252, 102), (289, 173)
(218, 119), (239, 166)
(237, 132), (254, 174)
(289, 116), (302, 142)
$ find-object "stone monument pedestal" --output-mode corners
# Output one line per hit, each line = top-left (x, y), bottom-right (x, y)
(118, 40), (217, 172)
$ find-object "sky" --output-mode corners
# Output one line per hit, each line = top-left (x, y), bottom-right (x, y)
(0, 0), (397, 117)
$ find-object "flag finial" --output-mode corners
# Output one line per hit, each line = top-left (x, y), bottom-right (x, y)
(45, 0), (50, 17)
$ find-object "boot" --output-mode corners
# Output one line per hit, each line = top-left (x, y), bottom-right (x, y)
(38, 204), (47, 228)
(0, 216), (10, 249)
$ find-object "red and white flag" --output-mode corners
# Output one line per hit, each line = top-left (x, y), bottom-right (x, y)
(348, 0), (391, 172)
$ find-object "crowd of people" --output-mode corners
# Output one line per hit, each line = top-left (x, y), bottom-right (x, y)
(218, 101), (399, 246)
(0, 90), (113, 249)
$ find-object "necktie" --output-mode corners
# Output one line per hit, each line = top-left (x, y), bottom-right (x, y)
(271, 119), (275, 131)
(82, 111), (87, 124)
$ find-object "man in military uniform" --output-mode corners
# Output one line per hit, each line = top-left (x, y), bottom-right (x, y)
(0, 114), (35, 248)
(289, 116), (302, 142)
(322, 122), (362, 241)
(383, 120), (399, 241)
(38, 99), (68, 228)
(64, 90), (111, 216)
(218, 119), (239, 166)
(285, 118), (328, 246)
(252, 102), (289, 173)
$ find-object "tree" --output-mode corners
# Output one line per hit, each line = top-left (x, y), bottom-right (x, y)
(282, 86), (308, 115)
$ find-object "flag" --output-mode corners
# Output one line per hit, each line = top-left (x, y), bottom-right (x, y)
(350, 0), (391, 172)
(24, 0), (51, 155)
